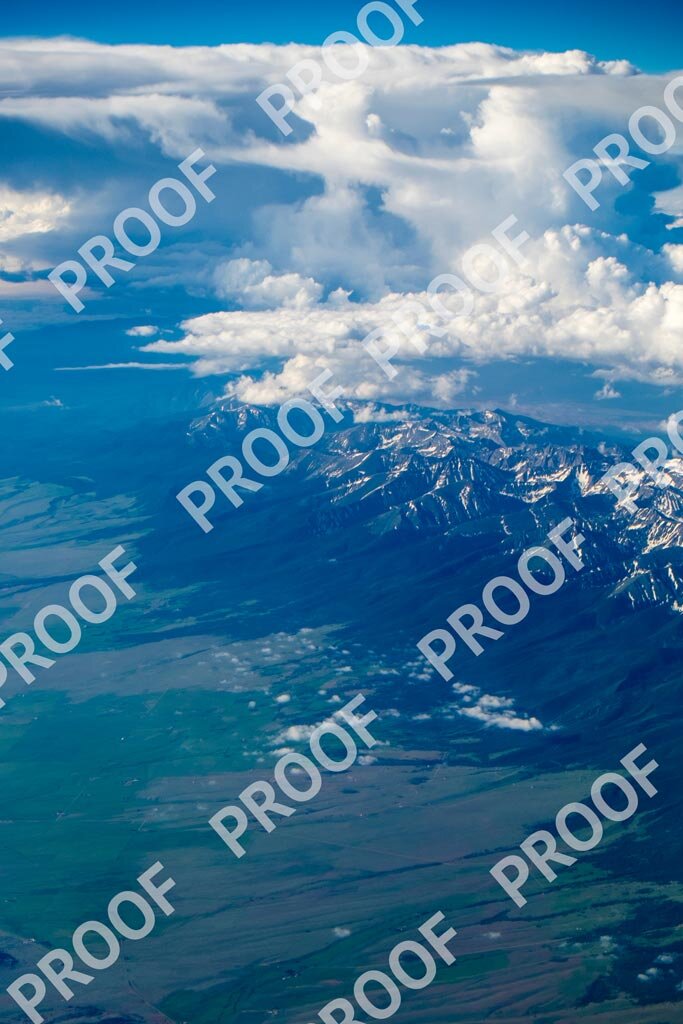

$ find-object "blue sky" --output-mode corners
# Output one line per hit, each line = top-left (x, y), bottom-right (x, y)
(1, 0), (680, 72)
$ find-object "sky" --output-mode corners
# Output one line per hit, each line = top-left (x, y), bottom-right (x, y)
(0, 2), (682, 433)
(0, 0), (679, 72)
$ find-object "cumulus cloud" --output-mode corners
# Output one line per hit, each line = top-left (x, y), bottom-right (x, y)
(142, 224), (683, 404)
(655, 184), (683, 229)
(353, 404), (414, 423)
(452, 683), (544, 731)
(595, 381), (621, 400)
(214, 258), (323, 309)
(272, 722), (319, 745)
(126, 325), (159, 337)
(1, 37), (682, 406)
(0, 185), (70, 242)
(458, 702), (543, 731)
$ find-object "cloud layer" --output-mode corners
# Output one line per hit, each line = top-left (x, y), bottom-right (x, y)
(1, 37), (682, 404)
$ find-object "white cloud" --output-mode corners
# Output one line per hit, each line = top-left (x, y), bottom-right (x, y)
(595, 381), (621, 400)
(1, 37), (682, 404)
(273, 723), (319, 744)
(142, 224), (683, 404)
(655, 184), (683, 229)
(458, 704), (543, 731)
(126, 325), (159, 337)
(0, 253), (46, 273)
(0, 185), (70, 242)
(0, 91), (230, 154)
(56, 362), (187, 371)
(0, 279), (63, 301)
(352, 405), (412, 423)
(214, 258), (323, 310)
(452, 684), (544, 731)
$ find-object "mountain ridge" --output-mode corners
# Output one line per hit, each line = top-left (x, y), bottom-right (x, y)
(186, 400), (683, 613)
